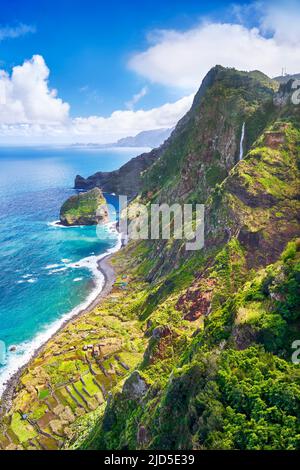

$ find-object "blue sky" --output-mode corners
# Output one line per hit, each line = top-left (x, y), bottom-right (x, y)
(0, 0), (237, 116)
(0, 0), (299, 144)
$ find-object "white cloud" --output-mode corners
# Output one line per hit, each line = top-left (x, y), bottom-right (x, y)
(260, 1), (300, 46)
(0, 23), (36, 41)
(0, 55), (193, 143)
(128, 2), (300, 91)
(125, 86), (148, 110)
(0, 55), (70, 125)
(71, 93), (192, 142)
(3, 1), (299, 145)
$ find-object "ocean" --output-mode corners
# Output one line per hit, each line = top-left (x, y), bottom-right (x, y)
(0, 145), (147, 395)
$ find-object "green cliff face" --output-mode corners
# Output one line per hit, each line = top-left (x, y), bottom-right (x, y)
(79, 72), (300, 450)
(142, 66), (277, 204)
(78, 240), (299, 451)
(1, 68), (299, 451)
(60, 188), (108, 226)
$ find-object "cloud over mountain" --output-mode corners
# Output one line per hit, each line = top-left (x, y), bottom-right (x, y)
(128, 2), (300, 91)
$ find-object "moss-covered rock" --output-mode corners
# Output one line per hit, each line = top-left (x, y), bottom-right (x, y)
(60, 188), (108, 226)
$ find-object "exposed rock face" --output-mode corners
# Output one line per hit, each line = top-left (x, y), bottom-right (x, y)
(205, 117), (300, 269)
(60, 188), (108, 226)
(2, 67), (300, 452)
(74, 149), (163, 197)
(122, 371), (149, 400)
(152, 325), (172, 339)
(177, 277), (215, 321)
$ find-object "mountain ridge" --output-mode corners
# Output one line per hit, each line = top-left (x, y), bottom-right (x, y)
(1, 66), (299, 451)
(71, 127), (172, 149)
(75, 66), (278, 198)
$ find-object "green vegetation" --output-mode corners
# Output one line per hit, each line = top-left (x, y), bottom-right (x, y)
(0, 67), (299, 451)
(84, 241), (300, 450)
(142, 66), (277, 205)
(10, 413), (37, 443)
(0, 249), (147, 450)
(60, 187), (107, 226)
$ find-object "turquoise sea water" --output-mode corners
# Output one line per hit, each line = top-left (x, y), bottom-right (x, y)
(0, 146), (146, 393)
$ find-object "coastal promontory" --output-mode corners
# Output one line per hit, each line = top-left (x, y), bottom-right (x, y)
(59, 187), (108, 226)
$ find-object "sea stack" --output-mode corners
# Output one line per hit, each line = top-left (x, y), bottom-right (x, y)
(59, 187), (109, 226)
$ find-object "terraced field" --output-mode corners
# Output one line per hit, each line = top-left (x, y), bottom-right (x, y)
(0, 251), (147, 450)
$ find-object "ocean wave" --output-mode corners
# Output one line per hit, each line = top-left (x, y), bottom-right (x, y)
(47, 220), (61, 227)
(47, 267), (68, 275)
(0, 228), (122, 397)
(17, 278), (37, 284)
(47, 220), (81, 229)
(44, 263), (63, 270)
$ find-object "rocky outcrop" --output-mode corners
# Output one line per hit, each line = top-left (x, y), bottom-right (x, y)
(2, 67), (300, 452)
(60, 188), (108, 226)
(122, 371), (149, 400)
(74, 148), (163, 197)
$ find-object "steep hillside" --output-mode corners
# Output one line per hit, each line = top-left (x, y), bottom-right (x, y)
(60, 188), (108, 226)
(75, 67), (277, 199)
(0, 67), (299, 451)
(141, 66), (277, 204)
(82, 241), (300, 450)
(77, 74), (300, 450)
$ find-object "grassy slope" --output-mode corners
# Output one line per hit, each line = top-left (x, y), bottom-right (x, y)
(79, 107), (300, 449)
(0, 68), (299, 451)
(142, 67), (277, 205)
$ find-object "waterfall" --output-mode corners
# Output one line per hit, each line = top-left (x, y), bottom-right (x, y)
(239, 122), (245, 161)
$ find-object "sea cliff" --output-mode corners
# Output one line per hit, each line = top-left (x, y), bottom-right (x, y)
(60, 188), (108, 226)
(0, 67), (299, 451)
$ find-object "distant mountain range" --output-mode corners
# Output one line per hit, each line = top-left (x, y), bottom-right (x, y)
(115, 128), (172, 148)
(72, 127), (173, 150)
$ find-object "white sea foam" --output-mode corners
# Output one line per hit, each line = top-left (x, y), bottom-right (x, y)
(0, 228), (122, 397)
(73, 277), (83, 282)
(48, 220), (82, 228)
(17, 278), (37, 284)
(47, 220), (61, 227)
(48, 267), (68, 274)
(45, 263), (62, 270)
